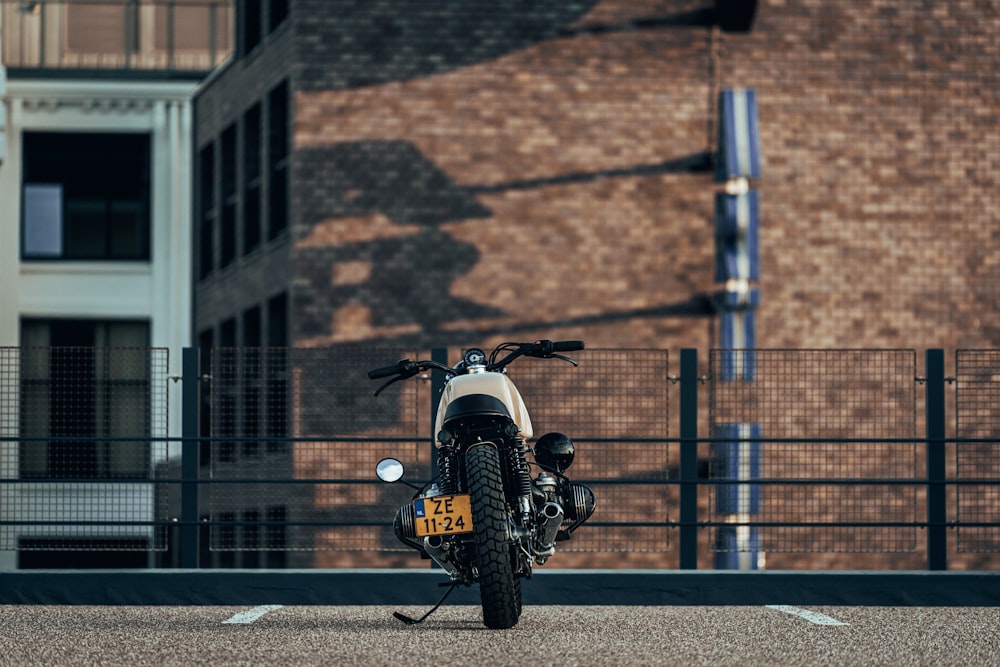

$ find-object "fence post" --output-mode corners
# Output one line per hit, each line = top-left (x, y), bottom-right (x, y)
(925, 349), (947, 570)
(679, 348), (699, 569)
(180, 348), (200, 568)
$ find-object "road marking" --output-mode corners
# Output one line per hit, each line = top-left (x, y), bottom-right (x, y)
(766, 605), (848, 626)
(222, 605), (284, 624)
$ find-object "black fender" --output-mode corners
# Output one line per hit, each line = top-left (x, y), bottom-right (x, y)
(443, 394), (511, 425)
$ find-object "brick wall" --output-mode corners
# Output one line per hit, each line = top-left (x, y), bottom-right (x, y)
(191, 0), (1000, 569)
(278, 0), (1000, 355)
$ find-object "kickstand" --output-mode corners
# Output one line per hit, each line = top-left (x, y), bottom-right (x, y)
(392, 582), (459, 625)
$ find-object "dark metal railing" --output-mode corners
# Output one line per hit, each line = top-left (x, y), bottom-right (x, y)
(0, 347), (998, 571)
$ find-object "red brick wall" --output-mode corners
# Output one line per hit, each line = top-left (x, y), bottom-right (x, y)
(284, 0), (1000, 357)
(193, 1), (1000, 569)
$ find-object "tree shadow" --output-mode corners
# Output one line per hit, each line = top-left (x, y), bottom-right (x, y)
(296, 140), (714, 346)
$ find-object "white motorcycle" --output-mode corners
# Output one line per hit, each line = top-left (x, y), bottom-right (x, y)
(371, 340), (596, 628)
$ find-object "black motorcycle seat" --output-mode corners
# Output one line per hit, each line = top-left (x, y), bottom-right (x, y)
(442, 394), (511, 424)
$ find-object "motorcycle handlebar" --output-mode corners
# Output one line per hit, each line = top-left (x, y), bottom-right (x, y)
(551, 340), (585, 352)
(367, 361), (410, 379)
(368, 341), (585, 388)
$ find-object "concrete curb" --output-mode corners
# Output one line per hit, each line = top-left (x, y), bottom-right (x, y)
(2, 569), (999, 606)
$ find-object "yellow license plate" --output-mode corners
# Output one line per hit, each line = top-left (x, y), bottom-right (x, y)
(413, 494), (473, 537)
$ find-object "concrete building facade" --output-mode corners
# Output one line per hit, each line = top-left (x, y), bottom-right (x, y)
(0, 0), (232, 569)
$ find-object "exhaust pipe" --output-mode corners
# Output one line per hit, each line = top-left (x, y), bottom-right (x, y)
(536, 502), (564, 550)
(423, 535), (459, 576)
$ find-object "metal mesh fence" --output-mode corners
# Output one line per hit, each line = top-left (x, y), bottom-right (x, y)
(204, 347), (423, 552)
(3, 346), (997, 565)
(955, 350), (1000, 553)
(0, 347), (170, 551)
(502, 348), (671, 553)
(708, 349), (918, 553)
(205, 347), (671, 555)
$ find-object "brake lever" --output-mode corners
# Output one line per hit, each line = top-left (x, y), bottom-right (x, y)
(373, 375), (403, 396)
(552, 353), (578, 366)
(373, 363), (425, 396)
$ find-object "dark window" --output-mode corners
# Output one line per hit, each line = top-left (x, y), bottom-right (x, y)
(242, 306), (262, 458)
(19, 319), (151, 479)
(198, 143), (216, 279)
(22, 133), (150, 261)
(220, 124), (237, 267)
(266, 293), (288, 454)
(216, 318), (237, 464)
(269, 0), (289, 32)
(267, 81), (289, 240)
(241, 0), (262, 56)
(243, 103), (262, 255)
(266, 292), (288, 347)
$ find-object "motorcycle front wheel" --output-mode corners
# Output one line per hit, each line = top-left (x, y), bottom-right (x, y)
(465, 444), (520, 629)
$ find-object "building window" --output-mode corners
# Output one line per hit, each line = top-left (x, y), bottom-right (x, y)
(220, 123), (237, 268)
(22, 133), (151, 261)
(216, 318), (237, 464)
(269, 0), (289, 32)
(242, 305), (262, 458)
(240, 0), (287, 57)
(267, 81), (289, 241)
(266, 293), (288, 454)
(66, 3), (141, 56)
(198, 142), (216, 280)
(241, 0), (263, 56)
(198, 328), (214, 466)
(19, 319), (151, 479)
(243, 103), (262, 256)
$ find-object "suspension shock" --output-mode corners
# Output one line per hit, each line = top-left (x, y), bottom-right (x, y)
(508, 436), (534, 520)
(437, 445), (459, 495)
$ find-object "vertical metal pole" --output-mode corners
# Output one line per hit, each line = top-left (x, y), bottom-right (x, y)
(679, 348), (699, 569)
(925, 349), (947, 570)
(180, 347), (200, 568)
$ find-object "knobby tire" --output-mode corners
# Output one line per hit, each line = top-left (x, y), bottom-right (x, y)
(465, 444), (520, 629)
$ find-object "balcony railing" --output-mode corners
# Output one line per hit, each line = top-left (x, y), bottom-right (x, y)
(1, 0), (232, 74)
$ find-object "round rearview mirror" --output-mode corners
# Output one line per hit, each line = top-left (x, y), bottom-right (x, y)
(376, 458), (405, 483)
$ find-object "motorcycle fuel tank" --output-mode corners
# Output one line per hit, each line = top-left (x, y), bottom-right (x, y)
(434, 372), (533, 440)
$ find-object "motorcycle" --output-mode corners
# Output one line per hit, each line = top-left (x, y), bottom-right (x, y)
(370, 340), (596, 628)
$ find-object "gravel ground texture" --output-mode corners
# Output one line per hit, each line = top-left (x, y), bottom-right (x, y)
(2, 604), (999, 666)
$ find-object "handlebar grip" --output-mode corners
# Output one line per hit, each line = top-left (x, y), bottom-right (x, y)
(552, 340), (585, 352)
(368, 361), (408, 379)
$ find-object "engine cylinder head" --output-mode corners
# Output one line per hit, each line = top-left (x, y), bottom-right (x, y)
(394, 503), (418, 541)
(566, 482), (596, 523)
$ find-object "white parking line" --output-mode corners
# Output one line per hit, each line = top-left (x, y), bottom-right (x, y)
(766, 605), (848, 626)
(222, 605), (284, 624)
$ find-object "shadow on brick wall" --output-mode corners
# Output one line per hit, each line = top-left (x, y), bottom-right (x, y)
(297, 1), (751, 91)
(296, 140), (713, 347)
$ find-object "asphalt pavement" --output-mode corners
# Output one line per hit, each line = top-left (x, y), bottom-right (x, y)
(2, 604), (998, 666)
